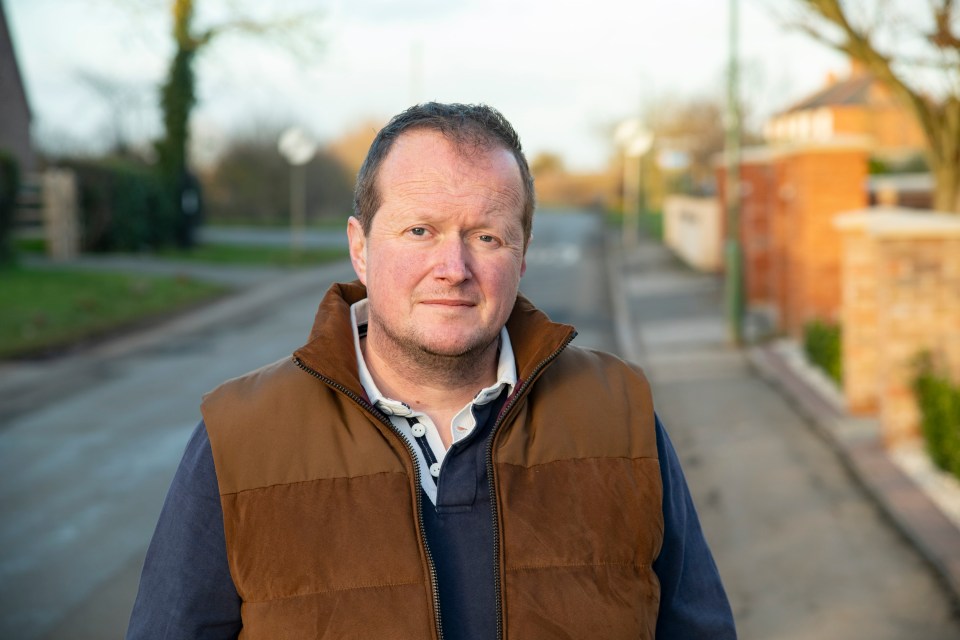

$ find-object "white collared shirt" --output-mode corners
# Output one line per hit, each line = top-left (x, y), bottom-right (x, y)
(350, 300), (517, 504)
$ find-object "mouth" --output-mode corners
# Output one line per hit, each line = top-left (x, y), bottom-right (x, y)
(420, 299), (476, 307)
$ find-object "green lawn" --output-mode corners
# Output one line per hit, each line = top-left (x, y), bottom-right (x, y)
(0, 267), (228, 359)
(206, 216), (351, 230)
(15, 238), (349, 267)
(605, 209), (664, 241)
(157, 243), (350, 266)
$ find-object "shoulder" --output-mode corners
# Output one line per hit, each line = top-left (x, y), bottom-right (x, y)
(527, 345), (656, 440)
(543, 345), (652, 399)
(202, 357), (304, 411)
(200, 357), (326, 465)
(506, 344), (658, 462)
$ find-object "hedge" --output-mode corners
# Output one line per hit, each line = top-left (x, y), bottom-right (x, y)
(65, 158), (178, 252)
(0, 151), (19, 266)
(803, 319), (842, 385)
(913, 353), (960, 481)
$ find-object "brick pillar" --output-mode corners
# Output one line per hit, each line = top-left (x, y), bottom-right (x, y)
(836, 209), (960, 444)
(775, 142), (869, 337)
(42, 168), (80, 261)
(715, 148), (777, 308)
(836, 214), (879, 414)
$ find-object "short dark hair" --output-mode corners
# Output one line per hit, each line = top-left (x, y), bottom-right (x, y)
(353, 102), (536, 246)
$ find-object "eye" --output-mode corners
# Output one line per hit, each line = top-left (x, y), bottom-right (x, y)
(474, 233), (502, 248)
(408, 227), (428, 237)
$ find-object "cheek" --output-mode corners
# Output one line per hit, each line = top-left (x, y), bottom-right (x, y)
(367, 249), (421, 292)
(484, 259), (524, 300)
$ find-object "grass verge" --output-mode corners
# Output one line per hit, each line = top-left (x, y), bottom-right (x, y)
(0, 267), (228, 359)
(15, 237), (350, 267)
(605, 209), (664, 241)
(157, 243), (349, 266)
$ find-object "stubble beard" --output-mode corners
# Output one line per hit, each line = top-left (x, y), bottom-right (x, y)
(367, 307), (501, 388)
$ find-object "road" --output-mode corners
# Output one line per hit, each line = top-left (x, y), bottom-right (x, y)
(0, 209), (615, 639)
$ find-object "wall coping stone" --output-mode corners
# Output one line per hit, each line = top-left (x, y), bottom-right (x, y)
(834, 207), (960, 237)
(712, 136), (870, 167)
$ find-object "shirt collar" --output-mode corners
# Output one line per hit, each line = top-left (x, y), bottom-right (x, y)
(350, 299), (517, 416)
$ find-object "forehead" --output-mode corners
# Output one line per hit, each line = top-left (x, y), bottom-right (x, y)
(378, 129), (523, 197)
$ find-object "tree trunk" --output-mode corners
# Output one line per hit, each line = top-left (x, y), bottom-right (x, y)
(932, 160), (960, 213)
(157, 0), (197, 181)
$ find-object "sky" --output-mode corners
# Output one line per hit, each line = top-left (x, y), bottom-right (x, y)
(5, 0), (847, 172)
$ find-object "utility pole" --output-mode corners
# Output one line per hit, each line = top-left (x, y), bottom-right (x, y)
(614, 119), (653, 250)
(278, 127), (317, 254)
(725, 0), (744, 344)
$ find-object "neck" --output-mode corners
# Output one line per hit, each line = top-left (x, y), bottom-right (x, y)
(361, 328), (500, 415)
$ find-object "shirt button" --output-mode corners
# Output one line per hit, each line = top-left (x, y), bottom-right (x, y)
(430, 462), (441, 477)
(411, 423), (426, 437)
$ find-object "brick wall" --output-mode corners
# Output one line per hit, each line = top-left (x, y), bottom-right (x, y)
(716, 141), (868, 337)
(780, 144), (869, 336)
(836, 209), (960, 443)
(717, 151), (777, 307)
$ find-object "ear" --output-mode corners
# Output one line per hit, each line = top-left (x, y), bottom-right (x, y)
(347, 216), (368, 284)
(520, 233), (532, 277)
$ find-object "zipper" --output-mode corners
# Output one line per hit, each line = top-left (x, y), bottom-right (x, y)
(485, 331), (576, 640)
(292, 356), (445, 640)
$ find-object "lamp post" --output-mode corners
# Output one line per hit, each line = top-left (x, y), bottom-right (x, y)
(278, 126), (317, 254)
(614, 119), (653, 249)
(725, 0), (744, 344)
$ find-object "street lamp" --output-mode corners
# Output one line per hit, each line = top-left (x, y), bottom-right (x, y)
(615, 119), (653, 249)
(278, 126), (318, 253)
(725, 0), (744, 344)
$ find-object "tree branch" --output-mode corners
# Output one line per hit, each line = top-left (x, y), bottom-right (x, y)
(929, 0), (960, 49)
(795, 0), (942, 154)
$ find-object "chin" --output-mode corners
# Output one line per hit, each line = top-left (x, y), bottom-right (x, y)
(418, 334), (493, 358)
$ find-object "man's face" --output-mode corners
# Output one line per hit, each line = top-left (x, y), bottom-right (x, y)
(348, 129), (527, 363)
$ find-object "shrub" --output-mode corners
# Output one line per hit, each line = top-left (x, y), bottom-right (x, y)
(0, 151), (19, 266)
(65, 158), (177, 252)
(639, 210), (664, 241)
(803, 319), (842, 384)
(913, 353), (960, 480)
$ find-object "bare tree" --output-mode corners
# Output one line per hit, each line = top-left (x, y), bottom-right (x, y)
(76, 71), (152, 156)
(205, 124), (353, 225)
(156, 0), (325, 183)
(641, 93), (763, 195)
(784, 0), (960, 212)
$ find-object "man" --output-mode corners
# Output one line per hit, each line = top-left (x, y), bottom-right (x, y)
(127, 102), (736, 639)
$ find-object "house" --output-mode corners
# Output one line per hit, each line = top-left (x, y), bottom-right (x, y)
(0, 1), (35, 173)
(764, 61), (926, 165)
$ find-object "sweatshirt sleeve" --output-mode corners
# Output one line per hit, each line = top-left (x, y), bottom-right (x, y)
(126, 421), (242, 640)
(652, 413), (737, 639)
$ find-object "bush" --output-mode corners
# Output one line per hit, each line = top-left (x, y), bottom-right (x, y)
(205, 133), (354, 225)
(604, 209), (664, 242)
(0, 151), (20, 266)
(639, 210), (664, 241)
(913, 354), (960, 480)
(803, 319), (842, 384)
(66, 158), (177, 252)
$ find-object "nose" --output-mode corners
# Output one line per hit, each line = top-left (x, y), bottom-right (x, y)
(432, 236), (472, 283)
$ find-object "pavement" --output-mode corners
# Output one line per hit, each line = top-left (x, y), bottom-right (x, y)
(746, 342), (960, 604)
